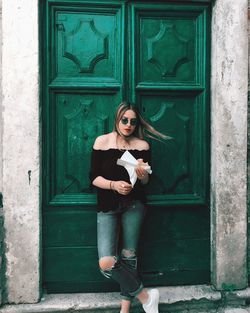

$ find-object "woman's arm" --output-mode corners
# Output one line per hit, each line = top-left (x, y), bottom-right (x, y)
(92, 176), (113, 190)
(93, 176), (132, 195)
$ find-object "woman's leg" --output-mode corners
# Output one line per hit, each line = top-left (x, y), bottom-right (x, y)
(121, 201), (159, 313)
(121, 200), (145, 252)
(97, 211), (142, 304)
(97, 211), (118, 278)
(121, 299), (131, 313)
(97, 206), (159, 313)
(120, 200), (146, 311)
(121, 289), (159, 313)
(121, 200), (145, 280)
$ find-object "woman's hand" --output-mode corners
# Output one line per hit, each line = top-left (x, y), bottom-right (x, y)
(113, 181), (132, 195)
(136, 159), (149, 183)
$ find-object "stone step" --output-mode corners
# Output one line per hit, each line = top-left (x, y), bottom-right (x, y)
(0, 285), (249, 313)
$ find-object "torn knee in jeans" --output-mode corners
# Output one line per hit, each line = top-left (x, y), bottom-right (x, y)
(99, 256), (117, 278)
(122, 248), (136, 258)
(121, 249), (137, 270)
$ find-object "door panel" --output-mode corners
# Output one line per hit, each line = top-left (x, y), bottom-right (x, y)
(131, 3), (207, 87)
(50, 3), (124, 85)
(43, 0), (125, 292)
(131, 3), (209, 204)
(130, 3), (210, 287)
(134, 7), (197, 84)
(51, 92), (119, 201)
(42, 0), (210, 293)
(140, 93), (207, 204)
(139, 207), (210, 285)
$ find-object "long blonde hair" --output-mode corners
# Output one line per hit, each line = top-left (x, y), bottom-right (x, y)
(113, 101), (169, 141)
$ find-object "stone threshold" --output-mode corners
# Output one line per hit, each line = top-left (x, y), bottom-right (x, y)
(0, 285), (250, 313)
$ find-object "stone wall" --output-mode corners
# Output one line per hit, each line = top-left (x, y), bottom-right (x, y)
(211, 0), (248, 290)
(248, 5), (250, 194)
(0, 203), (3, 307)
(248, 2), (250, 276)
(2, 0), (40, 303)
(0, 0), (3, 307)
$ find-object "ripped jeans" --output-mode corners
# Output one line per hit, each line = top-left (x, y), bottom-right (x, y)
(97, 200), (145, 300)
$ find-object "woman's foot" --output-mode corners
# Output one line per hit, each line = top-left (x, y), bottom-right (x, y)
(142, 289), (159, 313)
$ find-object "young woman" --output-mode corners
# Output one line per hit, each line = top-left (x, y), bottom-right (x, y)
(90, 101), (167, 313)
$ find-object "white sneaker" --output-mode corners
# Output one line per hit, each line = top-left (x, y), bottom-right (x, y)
(142, 289), (159, 313)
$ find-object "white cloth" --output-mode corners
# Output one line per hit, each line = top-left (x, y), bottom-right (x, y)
(117, 150), (152, 187)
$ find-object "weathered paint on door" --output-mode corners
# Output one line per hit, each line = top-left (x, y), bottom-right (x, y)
(42, 0), (211, 293)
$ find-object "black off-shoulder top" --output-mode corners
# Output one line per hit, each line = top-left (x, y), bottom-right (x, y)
(90, 148), (151, 212)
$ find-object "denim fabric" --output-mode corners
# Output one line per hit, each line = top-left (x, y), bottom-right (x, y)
(97, 200), (145, 300)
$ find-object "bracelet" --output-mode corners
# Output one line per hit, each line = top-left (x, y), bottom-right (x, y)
(110, 181), (116, 191)
(110, 181), (118, 193)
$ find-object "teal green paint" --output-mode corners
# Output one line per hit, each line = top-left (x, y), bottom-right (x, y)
(221, 283), (237, 292)
(42, 0), (211, 292)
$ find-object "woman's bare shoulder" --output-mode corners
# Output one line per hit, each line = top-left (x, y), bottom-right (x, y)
(93, 133), (114, 150)
(133, 138), (150, 150)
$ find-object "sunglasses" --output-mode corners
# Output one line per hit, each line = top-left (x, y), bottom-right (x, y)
(120, 117), (138, 126)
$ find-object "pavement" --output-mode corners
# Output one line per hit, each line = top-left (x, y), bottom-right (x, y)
(0, 285), (250, 312)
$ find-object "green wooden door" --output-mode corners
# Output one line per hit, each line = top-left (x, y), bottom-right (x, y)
(42, 0), (211, 293)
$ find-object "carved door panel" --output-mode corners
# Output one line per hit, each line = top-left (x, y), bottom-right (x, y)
(129, 2), (210, 287)
(43, 1), (124, 292)
(42, 1), (211, 292)
(132, 3), (209, 203)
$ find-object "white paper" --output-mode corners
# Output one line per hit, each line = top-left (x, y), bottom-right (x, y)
(117, 150), (152, 187)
